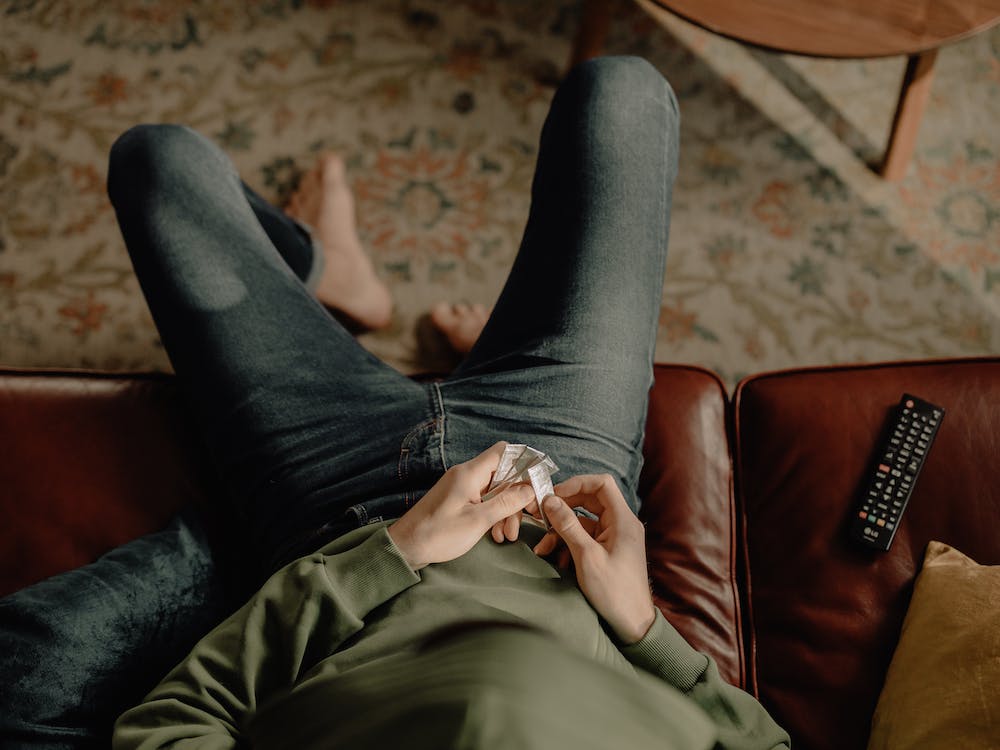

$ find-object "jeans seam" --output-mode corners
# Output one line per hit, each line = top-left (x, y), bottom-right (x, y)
(431, 381), (448, 470)
(399, 418), (437, 506)
(628, 88), (674, 515)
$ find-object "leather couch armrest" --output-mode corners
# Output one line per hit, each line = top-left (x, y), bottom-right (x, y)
(640, 364), (742, 688)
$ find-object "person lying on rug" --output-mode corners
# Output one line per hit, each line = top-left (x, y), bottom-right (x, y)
(107, 56), (789, 750)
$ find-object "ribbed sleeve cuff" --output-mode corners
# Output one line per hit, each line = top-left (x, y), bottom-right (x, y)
(321, 526), (421, 617)
(619, 609), (709, 693)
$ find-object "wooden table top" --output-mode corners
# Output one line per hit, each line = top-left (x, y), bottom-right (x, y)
(654, 0), (1000, 58)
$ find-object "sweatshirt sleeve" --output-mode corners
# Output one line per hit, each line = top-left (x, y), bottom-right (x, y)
(112, 526), (420, 749)
(619, 610), (791, 750)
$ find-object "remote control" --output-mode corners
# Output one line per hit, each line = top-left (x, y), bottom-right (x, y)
(850, 394), (945, 551)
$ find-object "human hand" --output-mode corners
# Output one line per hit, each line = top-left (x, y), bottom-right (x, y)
(532, 474), (656, 644)
(388, 442), (537, 571)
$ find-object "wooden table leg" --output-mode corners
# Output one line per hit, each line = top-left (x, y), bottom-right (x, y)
(569, 0), (613, 70)
(880, 48), (938, 181)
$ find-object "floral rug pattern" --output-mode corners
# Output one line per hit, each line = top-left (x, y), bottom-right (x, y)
(1, 0), (997, 385)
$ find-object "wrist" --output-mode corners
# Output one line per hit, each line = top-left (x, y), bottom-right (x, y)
(615, 604), (657, 645)
(387, 522), (428, 571)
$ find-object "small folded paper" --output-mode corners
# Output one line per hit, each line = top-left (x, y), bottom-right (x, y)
(482, 444), (558, 529)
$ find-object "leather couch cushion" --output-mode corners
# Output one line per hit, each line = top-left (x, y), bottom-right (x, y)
(640, 364), (742, 688)
(0, 369), (222, 597)
(734, 358), (1000, 750)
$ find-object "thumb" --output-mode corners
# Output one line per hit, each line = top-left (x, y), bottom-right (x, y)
(483, 483), (535, 525)
(542, 495), (593, 555)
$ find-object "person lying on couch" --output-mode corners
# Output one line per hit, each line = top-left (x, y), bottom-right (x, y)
(107, 56), (790, 750)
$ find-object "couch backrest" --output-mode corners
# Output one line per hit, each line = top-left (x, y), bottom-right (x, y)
(734, 357), (1000, 750)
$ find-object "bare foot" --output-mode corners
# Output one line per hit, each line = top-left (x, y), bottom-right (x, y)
(430, 301), (490, 354)
(285, 154), (393, 330)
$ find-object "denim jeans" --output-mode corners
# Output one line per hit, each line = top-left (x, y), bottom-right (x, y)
(107, 56), (680, 573)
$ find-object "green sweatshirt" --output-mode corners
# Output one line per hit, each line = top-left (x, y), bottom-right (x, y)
(113, 521), (789, 749)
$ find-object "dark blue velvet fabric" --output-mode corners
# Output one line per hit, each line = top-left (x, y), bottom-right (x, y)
(0, 511), (236, 750)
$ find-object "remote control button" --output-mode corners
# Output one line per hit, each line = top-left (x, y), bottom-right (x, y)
(876, 518), (886, 527)
(878, 463), (890, 473)
(905, 399), (914, 408)
(859, 511), (867, 519)
(886, 522), (895, 530)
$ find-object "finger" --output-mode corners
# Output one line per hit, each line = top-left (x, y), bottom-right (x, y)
(465, 441), (508, 474)
(525, 503), (546, 527)
(503, 511), (519, 541)
(532, 530), (562, 556)
(554, 474), (631, 521)
(482, 483), (536, 526)
(460, 441), (508, 492)
(553, 473), (626, 498)
(492, 520), (504, 544)
(550, 479), (603, 517)
(542, 495), (596, 558)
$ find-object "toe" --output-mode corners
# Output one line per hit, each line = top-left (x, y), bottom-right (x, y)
(430, 301), (458, 330)
(320, 153), (346, 185)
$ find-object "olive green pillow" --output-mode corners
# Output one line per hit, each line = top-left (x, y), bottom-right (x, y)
(868, 541), (1000, 750)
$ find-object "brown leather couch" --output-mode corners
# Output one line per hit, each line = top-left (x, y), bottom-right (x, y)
(2, 357), (998, 750)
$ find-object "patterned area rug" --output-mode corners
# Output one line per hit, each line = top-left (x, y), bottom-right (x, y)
(2, 0), (998, 386)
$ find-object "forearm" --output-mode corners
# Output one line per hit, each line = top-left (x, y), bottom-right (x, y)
(114, 527), (421, 748)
